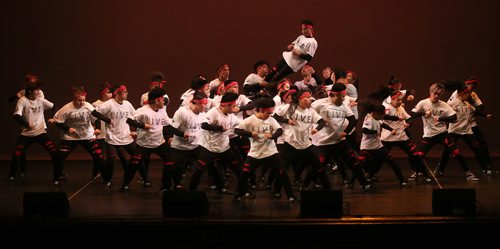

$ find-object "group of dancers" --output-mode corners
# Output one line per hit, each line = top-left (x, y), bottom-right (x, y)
(8, 20), (495, 202)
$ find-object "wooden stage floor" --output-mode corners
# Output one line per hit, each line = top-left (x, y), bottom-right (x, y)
(1, 157), (499, 248)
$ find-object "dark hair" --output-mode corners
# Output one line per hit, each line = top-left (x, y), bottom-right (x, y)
(329, 83), (347, 97)
(148, 87), (166, 102)
(285, 89), (310, 118)
(72, 86), (87, 98)
(99, 82), (111, 94)
(221, 92), (239, 104)
(150, 71), (165, 82)
(253, 60), (269, 72)
(387, 75), (401, 86)
(192, 91), (208, 103)
(312, 86), (328, 99)
(25, 74), (40, 84)
(301, 19), (314, 27)
(465, 76), (480, 86)
(361, 100), (384, 114)
(24, 80), (43, 97)
(216, 64), (229, 78)
(190, 74), (208, 90)
(254, 96), (275, 110)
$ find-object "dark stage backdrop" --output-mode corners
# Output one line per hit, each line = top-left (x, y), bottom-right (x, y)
(1, 0), (499, 158)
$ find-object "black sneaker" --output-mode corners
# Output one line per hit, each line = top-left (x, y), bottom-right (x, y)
(272, 192), (281, 199)
(287, 195), (297, 203)
(119, 185), (129, 191)
(52, 180), (61, 186)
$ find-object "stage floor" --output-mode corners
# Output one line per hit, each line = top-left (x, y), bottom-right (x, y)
(2, 157), (500, 219)
(1, 157), (500, 248)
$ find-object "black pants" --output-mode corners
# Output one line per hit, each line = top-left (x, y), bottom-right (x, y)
(57, 139), (108, 181)
(236, 154), (293, 197)
(418, 132), (470, 173)
(264, 58), (295, 95)
(437, 133), (490, 172)
(383, 140), (429, 177)
(10, 134), (59, 180)
(123, 143), (169, 186)
(358, 147), (405, 183)
(189, 147), (242, 191)
(163, 146), (202, 190)
(316, 141), (369, 187)
(106, 142), (147, 182)
(281, 143), (331, 190)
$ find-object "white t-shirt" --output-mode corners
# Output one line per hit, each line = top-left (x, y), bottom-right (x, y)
(179, 89), (216, 112)
(170, 106), (205, 150)
(360, 114), (384, 150)
(411, 98), (456, 138)
(282, 35), (318, 72)
(131, 105), (172, 148)
(343, 95), (359, 120)
(448, 90), (482, 127)
(92, 99), (107, 140)
(346, 84), (358, 100)
(236, 115), (282, 159)
(14, 96), (53, 137)
(310, 97), (354, 146)
(200, 108), (239, 153)
(208, 78), (223, 94)
(53, 102), (95, 140)
(294, 78), (317, 91)
(447, 98), (474, 135)
(273, 95), (282, 107)
(381, 102), (411, 142)
(275, 104), (322, 150)
(243, 73), (263, 86)
(274, 103), (288, 144)
(95, 98), (135, 145)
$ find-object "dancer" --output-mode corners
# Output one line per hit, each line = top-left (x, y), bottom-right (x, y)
(9, 79), (58, 182)
(234, 97), (296, 202)
(410, 82), (479, 181)
(264, 20), (318, 89)
(52, 86), (109, 185)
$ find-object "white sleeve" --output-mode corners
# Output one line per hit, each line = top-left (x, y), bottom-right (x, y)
(306, 40), (318, 57)
(362, 117), (374, 131)
(13, 98), (25, 116)
(344, 103), (354, 117)
(411, 100), (424, 113)
(311, 108), (323, 123)
(270, 117), (282, 131)
(53, 105), (67, 123)
(204, 109), (217, 125)
(275, 104), (289, 117)
(41, 98), (54, 110)
(171, 110), (183, 129)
